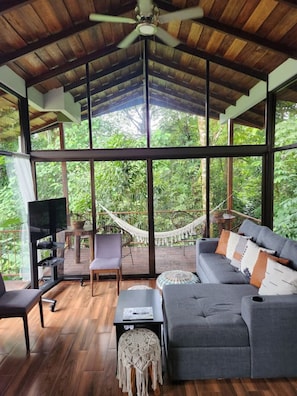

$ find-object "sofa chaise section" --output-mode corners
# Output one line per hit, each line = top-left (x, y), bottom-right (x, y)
(163, 283), (297, 380)
(163, 283), (256, 380)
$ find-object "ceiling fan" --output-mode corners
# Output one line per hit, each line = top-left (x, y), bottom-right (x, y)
(89, 0), (203, 49)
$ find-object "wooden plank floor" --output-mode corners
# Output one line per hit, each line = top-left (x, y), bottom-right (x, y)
(1, 280), (297, 396)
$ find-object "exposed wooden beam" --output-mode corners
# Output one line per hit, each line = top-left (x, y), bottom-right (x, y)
(74, 69), (143, 102)
(149, 54), (249, 95)
(0, 21), (96, 67)
(79, 69), (228, 120)
(197, 17), (297, 60)
(149, 88), (220, 116)
(64, 56), (142, 92)
(30, 145), (267, 162)
(275, 0), (297, 8)
(0, 3), (134, 66)
(149, 70), (235, 106)
(26, 44), (120, 87)
(174, 41), (267, 81)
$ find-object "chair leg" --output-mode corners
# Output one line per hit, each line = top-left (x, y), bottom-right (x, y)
(116, 270), (119, 295)
(23, 315), (30, 354)
(90, 270), (94, 297)
(39, 299), (44, 328)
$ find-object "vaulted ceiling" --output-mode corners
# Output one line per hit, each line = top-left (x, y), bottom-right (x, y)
(1, 0), (297, 134)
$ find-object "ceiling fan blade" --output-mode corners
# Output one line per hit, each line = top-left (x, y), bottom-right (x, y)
(155, 27), (181, 47)
(118, 29), (140, 48)
(89, 13), (136, 24)
(159, 6), (204, 24)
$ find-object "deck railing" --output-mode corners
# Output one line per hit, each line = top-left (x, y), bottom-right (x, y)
(0, 210), (258, 279)
(0, 229), (23, 280)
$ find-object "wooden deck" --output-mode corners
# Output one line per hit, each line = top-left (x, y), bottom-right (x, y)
(63, 243), (196, 277)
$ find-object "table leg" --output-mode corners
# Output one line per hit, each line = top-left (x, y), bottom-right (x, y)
(75, 235), (81, 263)
(89, 234), (94, 261)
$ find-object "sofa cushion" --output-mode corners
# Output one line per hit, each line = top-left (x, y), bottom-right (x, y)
(238, 219), (261, 241)
(259, 259), (297, 295)
(280, 239), (297, 270)
(163, 284), (256, 348)
(256, 226), (287, 256)
(199, 253), (249, 284)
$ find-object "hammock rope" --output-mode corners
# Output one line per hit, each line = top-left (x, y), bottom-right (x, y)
(98, 200), (227, 246)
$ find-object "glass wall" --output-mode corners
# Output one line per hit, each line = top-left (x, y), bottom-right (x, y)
(275, 81), (297, 148)
(232, 157), (262, 220)
(95, 160), (148, 275)
(0, 154), (33, 285)
(274, 79), (297, 237)
(153, 159), (203, 273)
(0, 88), (21, 152)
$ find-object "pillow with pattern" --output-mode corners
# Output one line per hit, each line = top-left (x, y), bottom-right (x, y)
(250, 250), (290, 288)
(259, 258), (297, 295)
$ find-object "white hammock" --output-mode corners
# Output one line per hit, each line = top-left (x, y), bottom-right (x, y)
(98, 201), (225, 246)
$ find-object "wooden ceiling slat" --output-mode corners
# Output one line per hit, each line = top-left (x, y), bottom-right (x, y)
(158, 0), (297, 58)
(25, 44), (120, 87)
(276, 0), (297, 8)
(0, 20), (95, 66)
(197, 17), (297, 59)
(175, 42), (266, 80)
(0, 0), (34, 15)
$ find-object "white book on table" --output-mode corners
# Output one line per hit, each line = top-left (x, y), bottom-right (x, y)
(123, 306), (153, 320)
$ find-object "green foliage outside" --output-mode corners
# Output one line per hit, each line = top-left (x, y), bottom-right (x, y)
(32, 107), (264, 229)
(0, 156), (26, 279)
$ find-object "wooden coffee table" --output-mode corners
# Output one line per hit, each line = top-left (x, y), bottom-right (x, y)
(114, 289), (163, 347)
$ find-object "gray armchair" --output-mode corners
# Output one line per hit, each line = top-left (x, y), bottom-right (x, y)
(0, 273), (44, 354)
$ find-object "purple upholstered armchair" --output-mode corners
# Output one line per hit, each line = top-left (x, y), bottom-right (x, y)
(89, 233), (122, 296)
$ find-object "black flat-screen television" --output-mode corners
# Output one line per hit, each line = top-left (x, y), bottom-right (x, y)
(28, 197), (67, 242)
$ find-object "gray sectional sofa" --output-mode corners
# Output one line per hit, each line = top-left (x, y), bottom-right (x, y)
(162, 219), (297, 380)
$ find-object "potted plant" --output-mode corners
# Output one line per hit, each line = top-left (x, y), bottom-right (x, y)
(70, 212), (86, 230)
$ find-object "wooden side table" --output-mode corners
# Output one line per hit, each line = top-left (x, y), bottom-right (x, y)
(64, 227), (95, 263)
(114, 289), (163, 349)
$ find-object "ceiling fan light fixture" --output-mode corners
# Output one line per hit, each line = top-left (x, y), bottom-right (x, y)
(137, 22), (157, 36)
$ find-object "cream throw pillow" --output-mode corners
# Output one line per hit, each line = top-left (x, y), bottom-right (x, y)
(226, 231), (241, 260)
(259, 259), (297, 295)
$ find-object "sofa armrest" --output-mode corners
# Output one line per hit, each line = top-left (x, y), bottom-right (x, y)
(241, 294), (297, 378)
(196, 238), (219, 255)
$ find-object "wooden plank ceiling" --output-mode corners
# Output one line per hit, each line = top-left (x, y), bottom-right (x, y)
(1, 0), (297, 134)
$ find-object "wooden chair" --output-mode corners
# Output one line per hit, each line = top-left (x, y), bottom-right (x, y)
(0, 273), (44, 354)
(89, 233), (122, 296)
